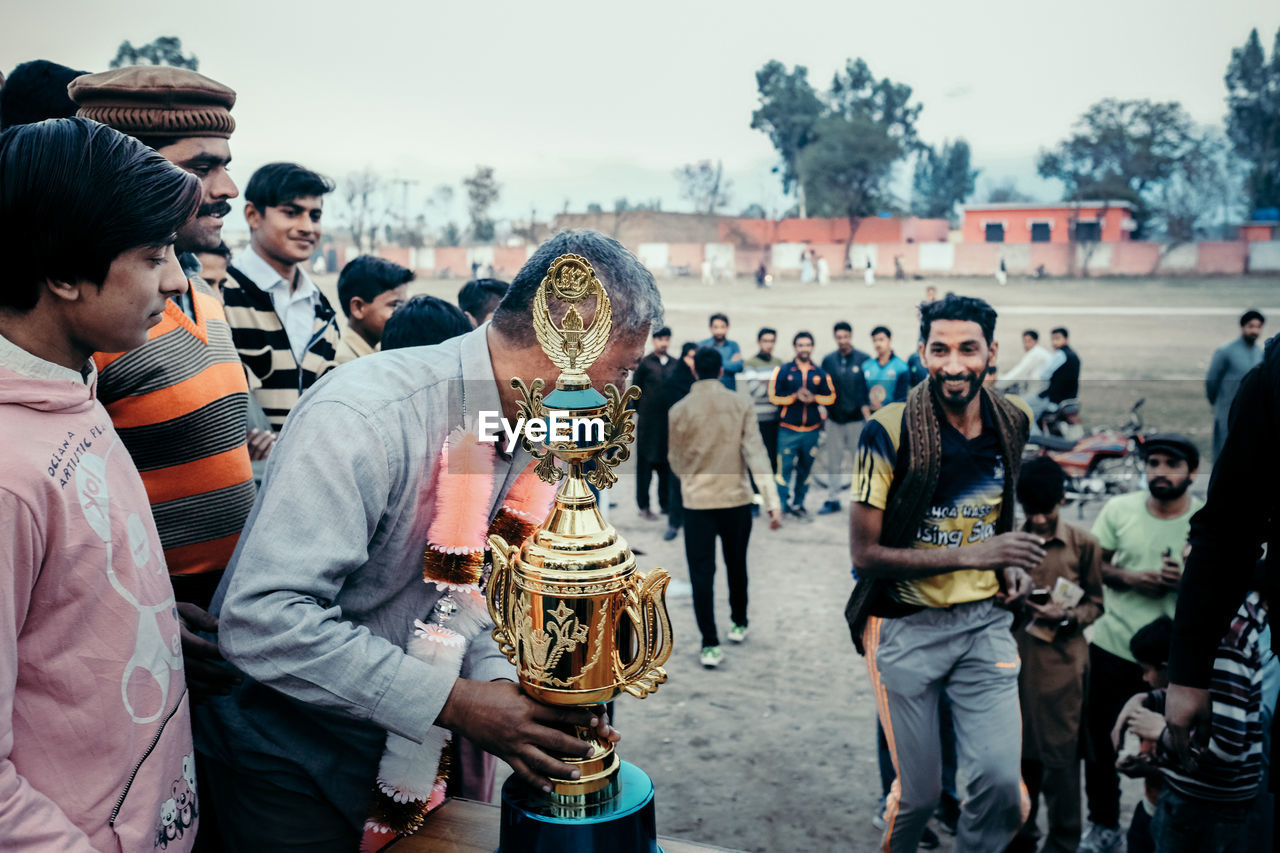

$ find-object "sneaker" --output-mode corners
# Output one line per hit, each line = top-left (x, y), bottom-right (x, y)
(728, 624), (748, 643)
(663, 527), (679, 542)
(639, 509), (659, 521)
(817, 500), (841, 515)
(700, 646), (722, 668)
(871, 799), (886, 830)
(792, 506), (811, 522)
(1077, 823), (1123, 853)
(919, 827), (940, 849)
(783, 506), (802, 519)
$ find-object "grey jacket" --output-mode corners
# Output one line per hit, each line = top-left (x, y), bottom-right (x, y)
(196, 326), (520, 826)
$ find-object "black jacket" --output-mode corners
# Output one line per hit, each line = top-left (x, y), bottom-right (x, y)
(821, 347), (872, 423)
(632, 351), (679, 459)
(1042, 345), (1080, 403)
(1170, 334), (1280, 687)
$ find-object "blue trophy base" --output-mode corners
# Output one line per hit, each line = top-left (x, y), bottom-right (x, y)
(498, 760), (661, 853)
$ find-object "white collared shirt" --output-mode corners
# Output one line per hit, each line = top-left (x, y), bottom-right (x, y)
(233, 247), (322, 364)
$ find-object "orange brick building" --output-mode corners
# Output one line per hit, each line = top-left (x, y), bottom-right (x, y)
(961, 201), (1136, 244)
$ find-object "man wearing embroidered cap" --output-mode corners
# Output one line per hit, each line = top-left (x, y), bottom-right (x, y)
(69, 67), (258, 703)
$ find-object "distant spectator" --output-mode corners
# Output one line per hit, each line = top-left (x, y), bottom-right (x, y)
(769, 331), (835, 519)
(1205, 309), (1265, 461)
(818, 321), (871, 515)
(633, 326), (678, 520)
(457, 278), (509, 326)
(380, 295), (472, 350)
(743, 327), (784, 472)
(194, 242), (233, 300)
(1042, 327), (1080, 405)
(699, 312), (744, 390)
(860, 326), (909, 418)
(662, 342), (699, 542)
(334, 255), (413, 364)
(1001, 329), (1054, 427)
(0, 60), (86, 130)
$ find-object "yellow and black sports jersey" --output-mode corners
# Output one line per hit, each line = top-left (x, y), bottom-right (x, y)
(852, 395), (1032, 608)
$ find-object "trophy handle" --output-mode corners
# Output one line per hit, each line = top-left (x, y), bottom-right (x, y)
(617, 568), (673, 699)
(487, 534), (519, 665)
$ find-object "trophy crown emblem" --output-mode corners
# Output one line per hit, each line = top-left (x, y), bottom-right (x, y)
(533, 254), (613, 390)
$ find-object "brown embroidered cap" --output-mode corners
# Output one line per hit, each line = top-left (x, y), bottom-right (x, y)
(68, 66), (235, 139)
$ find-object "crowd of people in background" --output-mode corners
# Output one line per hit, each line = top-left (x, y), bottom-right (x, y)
(1, 57), (1277, 853)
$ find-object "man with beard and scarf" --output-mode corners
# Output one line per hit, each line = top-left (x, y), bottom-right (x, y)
(846, 294), (1039, 852)
(69, 67), (259, 668)
(1205, 309), (1264, 461)
(1076, 434), (1202, 853)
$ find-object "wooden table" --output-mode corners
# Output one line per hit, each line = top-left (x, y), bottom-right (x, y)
(386, 798), (740, 853)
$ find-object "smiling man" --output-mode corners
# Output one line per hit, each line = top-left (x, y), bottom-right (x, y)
(223, 162), (340, 431)
(846, 293), (1038, 851)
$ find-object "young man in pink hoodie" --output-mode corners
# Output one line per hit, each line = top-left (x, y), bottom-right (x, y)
(0, 117), (203, 851)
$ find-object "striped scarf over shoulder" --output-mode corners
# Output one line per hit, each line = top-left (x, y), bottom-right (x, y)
(844, 381), (1029, 654)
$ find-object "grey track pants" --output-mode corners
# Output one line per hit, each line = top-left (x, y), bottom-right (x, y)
(863, 598), (1028, 852)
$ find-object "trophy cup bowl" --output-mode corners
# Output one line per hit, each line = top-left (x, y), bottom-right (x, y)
(486, 254), (673, 852)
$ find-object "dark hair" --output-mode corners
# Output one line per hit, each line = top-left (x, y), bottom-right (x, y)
(1023, 329), (1039, 341)
(196, 241), (232, 260)
(492, 230), (661, 344)
(458, 278), (508, 323)
(709, 312), (729, 327)
(871, 325), (892, 339)
(758, 327), (776, 340)
(793, 331), (814, 345)
(1129, 616), (1174, 669)
(1051, 327), (1069, 338)
(680, 341), (699, 358)
(337, 255), (414, 319)
(652, 326), (671, 339)
(834, 321), (852, 335)
(1016, 457), (1066, 513)
(0, 60), (86, 130)
(244, 162), (335, 212)
(693, 346), (723, 379)
(0, 117), (200, 311)
(919, 294), (998, 345)
(380, 295), (473, 350)
(1241, 309), (1265, 327)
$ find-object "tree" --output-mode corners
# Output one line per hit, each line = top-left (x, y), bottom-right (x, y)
(586, 202), (604, 213)
(674, 159), (733, 214)
(1147, 129), (1248, 243)
(911, 139), (978, 221)
(739, 203), (767, 218)
(984, 179), (1033, 203)
(109, 36), (198, 70)
(1037, 98), (1199, 237)
(827, 58), (922, 152)
(341, 168), (389, 253)
(1225, 27), (1280, 212)
(750, 61), (825, 216)
(438, 222), (461, 247)
(797, 115), (901, 222)
(462, 165), (500, 243)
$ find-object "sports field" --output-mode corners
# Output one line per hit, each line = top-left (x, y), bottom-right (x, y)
(330, 270), (1275, 850)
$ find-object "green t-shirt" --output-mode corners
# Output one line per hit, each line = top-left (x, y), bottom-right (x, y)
(1089, 491), (1203, 663)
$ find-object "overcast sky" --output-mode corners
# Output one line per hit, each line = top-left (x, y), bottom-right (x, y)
(6, 0), (1278, 228)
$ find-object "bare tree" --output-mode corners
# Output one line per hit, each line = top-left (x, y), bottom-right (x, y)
(341, 169), (390, 253)
(462, 166), (501, 243)
(674, 160), (733, 214)
(110, 36), (199, 70)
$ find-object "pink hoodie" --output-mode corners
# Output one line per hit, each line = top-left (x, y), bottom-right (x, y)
(0, 354), (197, 852)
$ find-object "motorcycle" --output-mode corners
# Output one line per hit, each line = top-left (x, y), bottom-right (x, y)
(1026, 398), (1149, 513)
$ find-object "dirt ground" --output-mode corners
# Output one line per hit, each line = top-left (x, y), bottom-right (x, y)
(347, 270), (1276, 851)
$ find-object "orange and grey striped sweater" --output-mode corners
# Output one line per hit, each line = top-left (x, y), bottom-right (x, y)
(93, 279), (255, 588)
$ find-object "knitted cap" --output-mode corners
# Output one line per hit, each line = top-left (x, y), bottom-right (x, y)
(68, 66), (235, 139)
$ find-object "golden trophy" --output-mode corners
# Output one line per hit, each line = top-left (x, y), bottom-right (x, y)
(487, 254), (673, 852)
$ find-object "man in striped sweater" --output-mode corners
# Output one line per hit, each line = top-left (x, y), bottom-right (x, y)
(1115, 593), (1268, 851)
(223, 162), (340, 431)
(70, 68), (257, 676)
